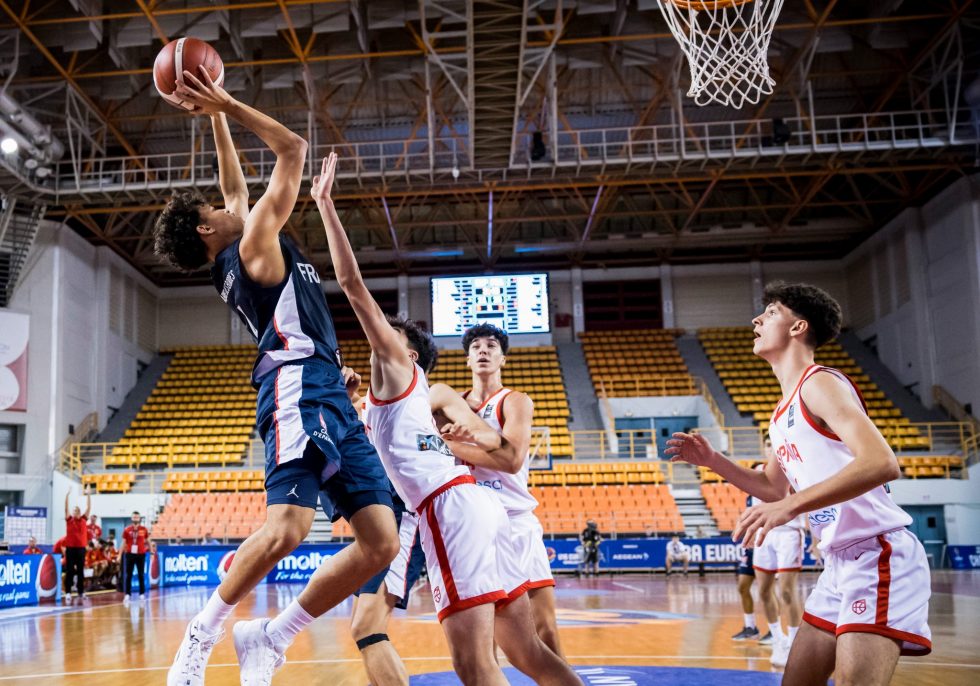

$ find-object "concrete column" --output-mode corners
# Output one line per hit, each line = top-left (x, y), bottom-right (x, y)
(571, 267), (585, 335)
(750, 260), (764, 314)
(661, 263), (675, 329)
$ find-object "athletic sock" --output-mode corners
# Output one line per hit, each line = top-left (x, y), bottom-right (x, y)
(196, 590), (236, 634)
(768, 621), (781, 640)
(744, 614), (756, 629)
(266, 599), (315, 650)
(788, 625), (799, 643)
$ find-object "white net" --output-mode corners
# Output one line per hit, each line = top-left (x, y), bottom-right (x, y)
(658, 0), (785, 109)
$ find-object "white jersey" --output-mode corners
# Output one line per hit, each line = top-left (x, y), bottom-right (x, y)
(767, 365), (912, 552)
(464, 388), (539, 516)
(365, 364), (470, 512)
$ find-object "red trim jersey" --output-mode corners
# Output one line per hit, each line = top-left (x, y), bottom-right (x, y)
(767, 365), (912, 552)
(464, 388), (538, 516)
(365, 364), (470, 512)
(88, 523), (102, 542)
(123, 525), (151, 555)
(65, 516), (88, 548)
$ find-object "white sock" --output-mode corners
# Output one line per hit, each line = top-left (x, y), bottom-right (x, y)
(768, 621), (781, 638)
(788, 625), (799, 643)
(744, 613), (756, 629)
(196, 590), (236, 634)
(266, 599), (315, 649)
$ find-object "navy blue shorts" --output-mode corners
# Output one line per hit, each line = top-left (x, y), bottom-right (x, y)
(256, 360), (393, 522)
(737, 547), (754, 577)
(356, 498), (426, 610)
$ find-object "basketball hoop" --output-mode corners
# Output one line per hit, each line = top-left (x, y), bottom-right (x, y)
(658, 0), (785, 109)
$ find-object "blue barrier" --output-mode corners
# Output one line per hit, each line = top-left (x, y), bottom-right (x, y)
(0, 553), (61, 608)
(947, 545), (980, 569)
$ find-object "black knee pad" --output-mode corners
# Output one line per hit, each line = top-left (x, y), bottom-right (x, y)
(356, 633), (389, 651)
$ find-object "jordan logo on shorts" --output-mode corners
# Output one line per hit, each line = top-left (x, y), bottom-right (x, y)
(851, 599), (867, 615)
(287, 484), (299, 499)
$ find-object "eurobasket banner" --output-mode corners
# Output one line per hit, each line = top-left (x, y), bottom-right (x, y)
(157, 544), (346, 587)
(543, 537), (819, 571)
(0, 310), (28, 411)
(0, 554), (61, 608)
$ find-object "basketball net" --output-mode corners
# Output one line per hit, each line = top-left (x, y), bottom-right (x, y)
(658, 0), (784, 109)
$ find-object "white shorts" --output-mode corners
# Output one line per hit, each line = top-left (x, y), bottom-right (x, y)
(510, 511), (554, 591)
(803, 528), (931, 656)
(418, 477), (508, 621)
(753, 527), (805, 573)
(384, 511), (420, 603)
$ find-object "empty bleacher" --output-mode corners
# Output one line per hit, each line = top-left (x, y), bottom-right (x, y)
(580, 329), (696, 397)
(699, 327), (928, 451)
(82, 472), (136, 493)
(153, 492), (266, 541)
(108, 346), (256, 468)
(701, 482), (747, 533)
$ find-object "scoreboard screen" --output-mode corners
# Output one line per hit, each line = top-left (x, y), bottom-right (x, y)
(430, 273), (551, 336)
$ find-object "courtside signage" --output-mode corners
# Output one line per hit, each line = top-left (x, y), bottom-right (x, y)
(0, 553), (61, 608)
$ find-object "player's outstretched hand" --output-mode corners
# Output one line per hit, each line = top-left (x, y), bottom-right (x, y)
(731, 499), (796, 548)
(311, 152), (338, 206)
(176, 65), (233, 114)
(664, 431), (716, 467)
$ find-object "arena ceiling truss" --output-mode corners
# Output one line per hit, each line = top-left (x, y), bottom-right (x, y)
(0, 0), (977, 285)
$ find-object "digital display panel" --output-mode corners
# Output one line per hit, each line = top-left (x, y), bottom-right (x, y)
(430, 273), (550, 336)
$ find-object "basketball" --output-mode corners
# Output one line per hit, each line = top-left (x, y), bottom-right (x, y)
(152, 37), (224, 110)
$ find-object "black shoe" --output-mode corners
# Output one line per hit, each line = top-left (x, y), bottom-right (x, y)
(732, 626), (761, 641)
(758, 631), (774, 645)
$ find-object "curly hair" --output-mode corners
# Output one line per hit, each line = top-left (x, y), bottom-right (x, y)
(153, 189), (209, 272)
(461, 323), (510, 355)
(386, 314), (439, 374)
(763, 281), (842, 348)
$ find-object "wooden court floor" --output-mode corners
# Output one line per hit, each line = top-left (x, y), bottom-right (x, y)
(0, 570), (976, 685)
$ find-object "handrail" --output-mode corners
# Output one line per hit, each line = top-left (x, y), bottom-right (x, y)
(932, 385), (980, 435)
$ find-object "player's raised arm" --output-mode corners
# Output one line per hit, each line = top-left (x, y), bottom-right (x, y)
(178, 66), (307, 285)
(665, 431), (790, 502)
(311, 154), (413, 388)
(428, 383), (528, 472)
(209, 112), (249, 219)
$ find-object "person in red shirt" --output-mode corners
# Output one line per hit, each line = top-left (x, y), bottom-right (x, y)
(87, 515), (102, 543)
(22, 537), (42, 554)
(122, 511), (151, 604)
(64, 492), (91, 600)
(85, 540), (108, 588)
(103, 539), (120, 586)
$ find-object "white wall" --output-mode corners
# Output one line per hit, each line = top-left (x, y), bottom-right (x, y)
(0, 223), (157, 512)
(844, 175), (980, 412)
(889, 463), (980, 545)
(603, 396), (721, 455)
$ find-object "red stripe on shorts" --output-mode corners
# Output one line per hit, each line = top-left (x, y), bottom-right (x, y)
(875, 534), (893, 625)
(425, 504), (460, 606)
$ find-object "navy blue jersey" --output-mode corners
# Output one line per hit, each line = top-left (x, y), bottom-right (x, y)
(212, 236), (342, 385)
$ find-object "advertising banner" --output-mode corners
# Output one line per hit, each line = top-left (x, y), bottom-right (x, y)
(545, 537), (818, 571)
(0, 553), (61, 608)
(158, 544), (347, 587)
(947, 545), (980, 569)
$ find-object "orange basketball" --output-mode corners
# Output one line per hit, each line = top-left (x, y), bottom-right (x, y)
(153, 37), (224, 110)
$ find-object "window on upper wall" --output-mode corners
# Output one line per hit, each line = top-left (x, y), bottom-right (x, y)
(0, 424), (23, 475)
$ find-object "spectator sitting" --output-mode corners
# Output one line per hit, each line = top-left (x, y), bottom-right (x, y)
(103, 539), (121, 585)
(665, 535), (691, 576)
(88, 514), (102, 543)
(201, 532), (220, 545)
(22, 537), (43, 554)
(85, 540), (108, 589)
